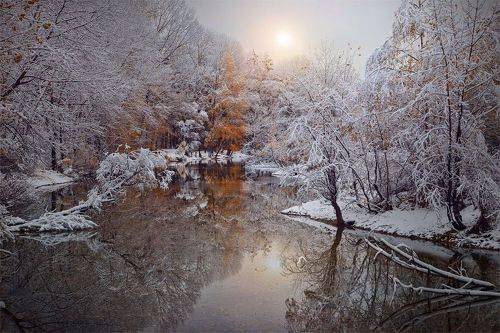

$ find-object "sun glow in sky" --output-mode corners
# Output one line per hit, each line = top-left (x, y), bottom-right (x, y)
(187, 0), (400, 72)
(275, 31), (292, 47)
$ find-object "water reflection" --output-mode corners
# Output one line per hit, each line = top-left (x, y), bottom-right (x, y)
(13, 180), (93, 220)
(0, 164), (499, 332)
(283, 226), (500, 332)
(0, 164), (300, 332)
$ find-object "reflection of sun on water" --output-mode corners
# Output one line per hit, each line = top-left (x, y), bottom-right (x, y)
(266, 255), (282, 271)
(254, 245), (282, 272)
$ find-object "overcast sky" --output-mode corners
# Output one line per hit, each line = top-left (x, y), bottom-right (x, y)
(187, 0), (400, 73)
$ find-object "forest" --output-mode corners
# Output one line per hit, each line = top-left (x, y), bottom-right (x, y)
(0, 0), (499, 331)
(1, 0), (498, 244)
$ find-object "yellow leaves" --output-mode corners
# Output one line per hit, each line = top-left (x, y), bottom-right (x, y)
(223, 50), (236, 84)
(205, 51), (248, 152)
(36, 35), (43, 44)
(43, 21), (51, 30)
(60, 157), (73, 167)
(222, 50), (246, 97)
(207, 50), (248, 151)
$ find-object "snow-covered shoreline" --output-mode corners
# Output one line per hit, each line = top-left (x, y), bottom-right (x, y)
(23, 150), (248, 192)
(244, 162), (286, 177)
(282, 199), (500, 251)
(27, 170), (76, 189)
(158, 149), (249, 165)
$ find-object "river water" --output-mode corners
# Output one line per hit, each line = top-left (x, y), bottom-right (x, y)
(1, 164), (498, 332)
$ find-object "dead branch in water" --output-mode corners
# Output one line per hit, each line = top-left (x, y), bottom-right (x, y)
(364, 237), (499, 298)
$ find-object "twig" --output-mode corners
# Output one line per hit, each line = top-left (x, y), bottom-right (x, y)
(392, 277), (500, 297)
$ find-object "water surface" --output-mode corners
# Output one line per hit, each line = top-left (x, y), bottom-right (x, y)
(1, 164), (498, 332)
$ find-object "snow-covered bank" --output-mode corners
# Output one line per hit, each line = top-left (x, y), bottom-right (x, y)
(244, 162), (292, 178)
(26, 150), (247, 191)
(158, 149), (249, 164)
(27, 170), (75, 189)
(282, 199), (500, 250)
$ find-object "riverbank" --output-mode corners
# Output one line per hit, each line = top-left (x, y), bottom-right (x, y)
(25, 150), (248, 191)
(158, 149), (249, 164)
(282, 198), (500, 251)
(27, 170), (76, 189)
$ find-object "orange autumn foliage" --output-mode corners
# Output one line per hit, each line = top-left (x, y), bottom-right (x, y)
(206, 51), (247, 154)
(107, 85), (177, 152)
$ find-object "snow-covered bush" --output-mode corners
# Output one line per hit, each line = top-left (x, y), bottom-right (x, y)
(97, 148), (174, 193)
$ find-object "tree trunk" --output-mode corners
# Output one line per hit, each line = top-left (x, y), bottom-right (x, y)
(325, 166), (345, 227)
(51, 146), (57, 171)
(330, 197), (345, 226)
(445, 81), (466, 231)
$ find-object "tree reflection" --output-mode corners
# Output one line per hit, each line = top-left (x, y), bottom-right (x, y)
(0, 164), (253, 332)
(283, 228), (499, 332)
(320, 226), (344, 295)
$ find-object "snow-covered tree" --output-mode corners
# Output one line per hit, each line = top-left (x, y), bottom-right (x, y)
(4, 149), (174, 234)
(266, 44), (363, 225)
(364, 0), (499, 230)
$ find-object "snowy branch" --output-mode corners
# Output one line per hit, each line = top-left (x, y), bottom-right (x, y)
(365, 236), (498, 301)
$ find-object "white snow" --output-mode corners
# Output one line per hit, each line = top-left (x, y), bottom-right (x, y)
(7, 212), (97, 233)
(157, 149), (249, 164)
(27, 170), (75, 189)
(282, 199), (500, 250)
(245, 162), (288, 177)
(231, 152), (250, 163)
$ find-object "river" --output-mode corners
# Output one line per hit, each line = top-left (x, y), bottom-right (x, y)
(0, 163), (498, 332)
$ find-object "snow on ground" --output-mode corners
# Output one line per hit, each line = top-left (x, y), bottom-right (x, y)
(158, 149), (249, 164)
(27, 170), (75, 189)
(245, 162), (288, 177)
(282, 198), (499, 250)
(230, 151), (249, 162)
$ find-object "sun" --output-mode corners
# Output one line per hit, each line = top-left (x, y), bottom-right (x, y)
(276, 31), (292, 47)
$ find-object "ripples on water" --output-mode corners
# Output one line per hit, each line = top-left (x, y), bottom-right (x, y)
(1, 164), (498, 332)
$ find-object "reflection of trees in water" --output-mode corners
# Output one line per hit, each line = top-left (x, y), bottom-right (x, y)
(283, 228), (499, 332)
(11, 181), (93, 220)
(0, 164), (258, 332)
(0, 220), (243, 331)
(202, 163), (246, 218)
(5, 165), (495, 332)
(0, 164), (310, 332)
